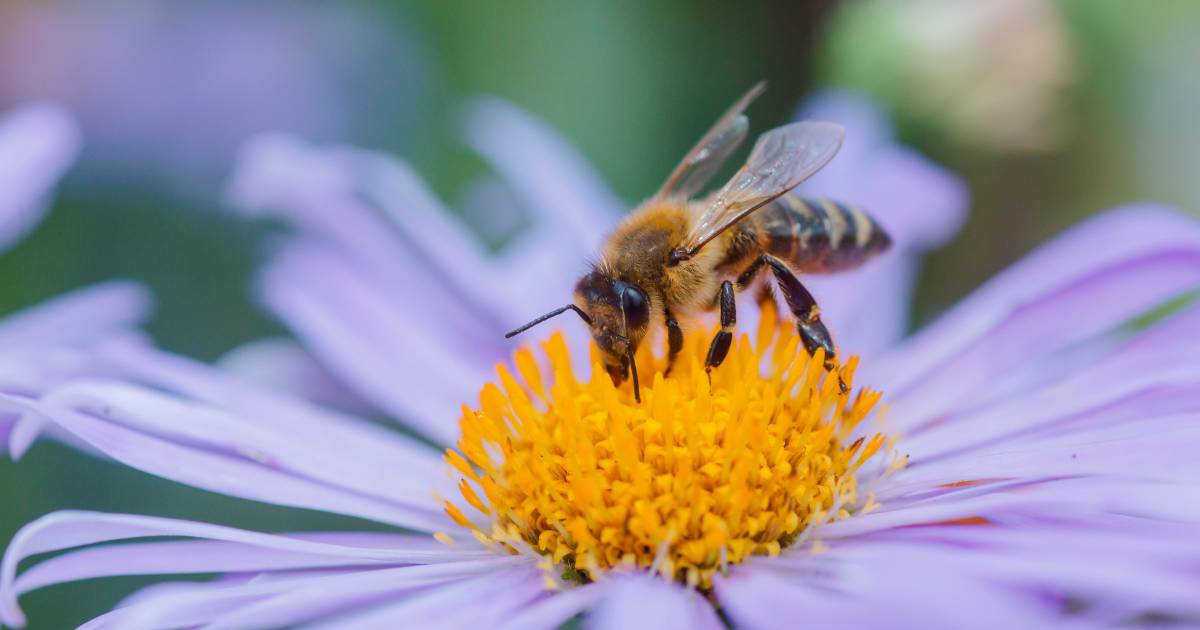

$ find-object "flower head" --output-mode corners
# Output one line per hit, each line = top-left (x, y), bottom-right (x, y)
(446, 316), (896, 589)
(3, 96), (1200, 628)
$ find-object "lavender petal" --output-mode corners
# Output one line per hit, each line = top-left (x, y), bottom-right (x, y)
(217, 337), (374, 416)
(304, 564), (544, 630)
(0, 511), (493, 628)
(0, 395), (450, 532)
(0, 281), (151, 349)
(875, 205), (1200, 425)
(259, 242), (490, 444)
(585, 573), (723, 630)
(38, 378), (445, 506)
(79, 560), (526, 630)
(462, 97), (623, 253)
(93, 336), (443, 478)
(497, 581), (611, 630)
(0, 102), (79, 252)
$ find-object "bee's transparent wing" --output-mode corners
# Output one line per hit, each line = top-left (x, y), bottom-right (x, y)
(678, 121), (845, 255)
(655, 82), (764, 200)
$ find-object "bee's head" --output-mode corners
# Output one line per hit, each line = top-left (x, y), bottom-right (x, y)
(504, 269), (649, 402)
(574, 269), (650, 391)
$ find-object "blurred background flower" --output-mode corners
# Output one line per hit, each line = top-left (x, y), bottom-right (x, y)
(1, 0), (1198, 626)
(0, 0), (428, 197)
(821, 0), (1078, 154)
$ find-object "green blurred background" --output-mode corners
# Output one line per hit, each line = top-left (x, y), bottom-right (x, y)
(1, 0), (1198, 626)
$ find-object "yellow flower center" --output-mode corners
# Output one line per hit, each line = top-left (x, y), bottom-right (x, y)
(441, 307), (901, 589)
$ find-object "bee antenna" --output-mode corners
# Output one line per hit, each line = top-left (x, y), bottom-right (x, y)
(505, 304), (593, 339)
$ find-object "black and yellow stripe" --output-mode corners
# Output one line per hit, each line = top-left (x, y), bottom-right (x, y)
(751, 194), (891, 273)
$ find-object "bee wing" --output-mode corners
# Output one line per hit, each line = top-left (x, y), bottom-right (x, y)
(655, 82), (764, 200)
(678, 121), (845, 255)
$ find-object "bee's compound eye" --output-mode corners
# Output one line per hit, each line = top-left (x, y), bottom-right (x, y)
(620, 285), (650, 329)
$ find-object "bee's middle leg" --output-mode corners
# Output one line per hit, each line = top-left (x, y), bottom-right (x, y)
(705, 280), (736, 374)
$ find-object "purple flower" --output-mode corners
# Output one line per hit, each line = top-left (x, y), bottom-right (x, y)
(4, 94), (1200, 628)
(0, 103), (151, 453)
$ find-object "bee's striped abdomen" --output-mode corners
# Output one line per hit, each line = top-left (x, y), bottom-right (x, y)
(753, 195), (891, 273)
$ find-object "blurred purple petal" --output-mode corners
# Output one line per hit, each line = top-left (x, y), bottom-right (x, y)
(717, 550), (1053, 629)
(875, 205), (1200, 424)
(586, 574), (723, 630)
(259, 242), (488, 445)
(0, 3), (425, 197)
(306, 565), (544, 630)
(0, 102), (79, 252)
(462, 97), (623, 252)
(0, 510), (494, 628)
(721, 521), (1200, 628)
(497, 581), (611, 630)
(81, 560), (525, 630)
(896, 304), (1200, 465)
(0, 395), (448, 532)
(218, 338), (373, 416)
(0, 281), (150, 348)
(16, 532), (480, 602)
(92, 338), (443, 477)
(40, 379), (442, 505)
(797, 91), (969, 355)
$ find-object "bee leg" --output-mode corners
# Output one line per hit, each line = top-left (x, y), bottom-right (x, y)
(764, 256), (848, 393)
(664, 309), (684, 376)
(705, 280), (736, 377)
(736, 256), (777, 310)
(735, 257), (765, 290)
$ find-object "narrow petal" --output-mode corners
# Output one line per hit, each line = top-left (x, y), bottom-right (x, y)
(79, 560), (525, 630)
(0, 102), (79, 252)
(93, 337), (442, 477)
(717, 555), (1052, 629)
(875, 205), (1200, 425)
(720, 522), (1200, 630)
(304, 564), (544, 630)
(0, 511), (492, 628)
(258, 242), (490, 444)
(897, 305), (1200, 464)
(462, 97), (623, 253)
(227, 133), (501, 330)
(0, 395), (449, 532)
(497, 581), (611, 630)
(217, 337), (373, 415)
(39, 378), (444, 505)
(0, 281), (151, 348)
(585, 573), (723, 630)
(781, 520), (1200, 624)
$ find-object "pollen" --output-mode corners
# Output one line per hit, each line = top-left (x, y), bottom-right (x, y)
(442, 307), (898, 590)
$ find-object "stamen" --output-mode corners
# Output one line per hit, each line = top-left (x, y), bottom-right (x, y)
(443, 308), (900, 589)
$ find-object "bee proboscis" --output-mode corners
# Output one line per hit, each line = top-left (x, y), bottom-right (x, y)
(506, 82), (891, 401)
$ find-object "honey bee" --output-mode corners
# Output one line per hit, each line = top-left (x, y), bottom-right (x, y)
(506, 82), (891, 401)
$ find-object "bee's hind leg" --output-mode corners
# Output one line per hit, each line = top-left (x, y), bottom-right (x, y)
(763, 256), (848, 393)
(705, 281), (736, 376)
(735, 255), (777, 311)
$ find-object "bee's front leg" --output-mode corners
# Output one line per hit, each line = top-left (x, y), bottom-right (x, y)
(664, 308), (683, 375)
(705, 280), (736, 375)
